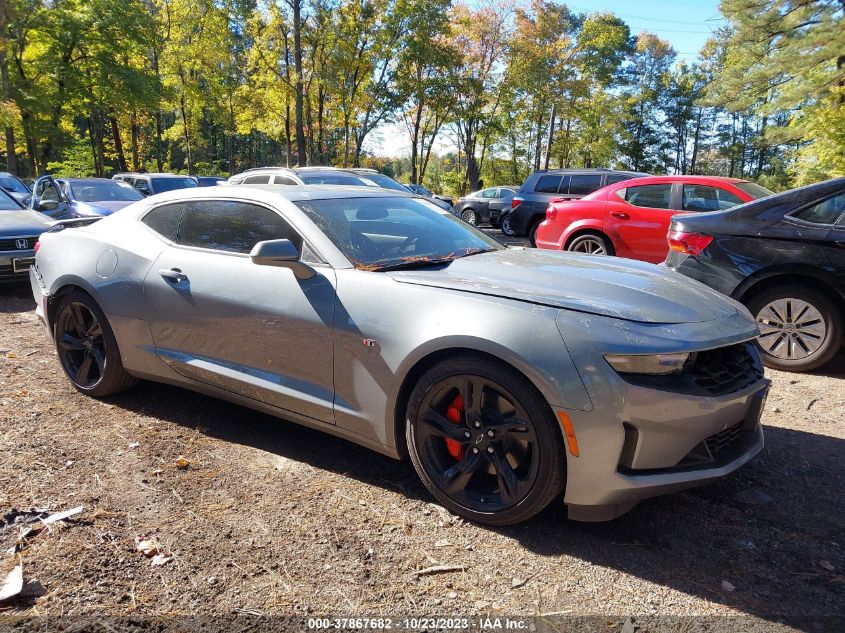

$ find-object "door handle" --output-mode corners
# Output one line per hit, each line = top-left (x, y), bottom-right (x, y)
(611, 212), (630, 220)
(159, 268), (188, 283)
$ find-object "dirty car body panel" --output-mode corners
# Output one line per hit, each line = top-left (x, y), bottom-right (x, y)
(30, 185), (769, 522)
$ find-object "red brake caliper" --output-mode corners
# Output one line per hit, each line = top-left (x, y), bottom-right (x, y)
(445, 394), (466, 460)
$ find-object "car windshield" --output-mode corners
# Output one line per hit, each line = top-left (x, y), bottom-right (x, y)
(69, 180), (144, 202)
(362, 173), (411, 193)
(151, 177), (198, 193)
(0, 189), (21, 210)
(301, 174), (375, 186)
(735, 182), (773, 199)
(295, 196), (503, 270)
(0, 176), (29, 193)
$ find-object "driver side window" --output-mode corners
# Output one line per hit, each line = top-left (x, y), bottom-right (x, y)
(178, 200), (303, 254)
(40, 181), (61, 202)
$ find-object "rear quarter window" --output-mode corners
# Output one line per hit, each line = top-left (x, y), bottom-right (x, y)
(141, 203), (184, 241)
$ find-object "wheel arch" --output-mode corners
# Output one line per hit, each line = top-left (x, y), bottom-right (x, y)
(563, 224), (613, 250)
(732, 267), (845, 315)
(391, 344), (567, 461)
(45, 277), (103, 333)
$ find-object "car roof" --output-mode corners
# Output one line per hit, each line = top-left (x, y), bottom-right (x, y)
(532, 168), (647, 175)
(117, 173), (194, 178)
(141, 184), (413, 204)
(612, 175), (748, 186)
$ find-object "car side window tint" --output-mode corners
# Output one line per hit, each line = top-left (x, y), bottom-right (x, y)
(142, 203), (184, 241)
(179, 200), (303, 254)
(568, 174), (603, 196)
(534, 175), (562, 193)
(682, 185), (744, 212)
(242, 175), (270, 185)
(274, 175), (298, 185)
(792, 193), (845, 225)
(606, 174), (633, 185)
(623, 184), (672, 209)
(135, 180), (151, 195)
(480, 188), (497, 198)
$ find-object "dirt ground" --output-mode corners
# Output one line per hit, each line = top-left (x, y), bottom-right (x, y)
(1, 277), (843, 630)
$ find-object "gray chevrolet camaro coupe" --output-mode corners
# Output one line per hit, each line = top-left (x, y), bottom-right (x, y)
(29, 186), (770, 525)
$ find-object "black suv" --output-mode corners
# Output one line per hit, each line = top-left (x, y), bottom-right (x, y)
(503, 168), (647, 244)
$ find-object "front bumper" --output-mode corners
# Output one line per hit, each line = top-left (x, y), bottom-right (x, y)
(555, 309), (768, 521)
(562, 380), (767, 521)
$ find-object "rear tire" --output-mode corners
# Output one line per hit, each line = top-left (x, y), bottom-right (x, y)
(405, 355), (566, 526)
(746, 285), (842, 372)
(460, 209), (478, 225)
(528, 221), (542, 247)
(54, 290), (138, 397)
(500, 213), (516, 236)
(565, 231), (614, 256)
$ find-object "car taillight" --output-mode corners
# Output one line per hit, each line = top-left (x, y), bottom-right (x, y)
(667, 230), (713, 255)
(546, 205), (557, 221)
(33, 240), (40, 253)
(511, 196), (523, 209)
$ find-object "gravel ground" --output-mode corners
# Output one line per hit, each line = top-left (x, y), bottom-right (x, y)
(0, 264), (843, 631)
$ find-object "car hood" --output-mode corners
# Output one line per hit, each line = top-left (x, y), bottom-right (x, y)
(73, 200), (136, 216)
(389, 248), (741, 324)
(0, 210), (53, 236)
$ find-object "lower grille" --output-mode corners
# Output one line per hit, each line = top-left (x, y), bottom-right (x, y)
(690, 343), (762, 396)
(705, 422), (744, 457)
(0, 236), (36, 251)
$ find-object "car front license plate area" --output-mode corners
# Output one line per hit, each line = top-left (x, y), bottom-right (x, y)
(12, 257), (35, 273)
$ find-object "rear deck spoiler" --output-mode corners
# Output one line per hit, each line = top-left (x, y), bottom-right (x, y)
(47, 217), (103, 232)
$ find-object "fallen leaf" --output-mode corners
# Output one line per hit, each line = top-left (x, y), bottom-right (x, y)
(129, 442), (140, 449)
(721, 580), (735, 592)
(175, 456), (190, 470)
(434, 539), (451, 548)
(511, 577), (527, 589)
(151, 553), (173, 566)
(0, 564), (23, 602)
(819, 560), (835, 572)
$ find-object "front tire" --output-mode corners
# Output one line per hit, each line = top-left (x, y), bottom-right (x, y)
(54, 291), (138, 397)
(405, 356), (566, 526)
(746, 285), (842, 372)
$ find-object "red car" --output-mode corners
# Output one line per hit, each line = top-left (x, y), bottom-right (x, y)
(535, 175), (772, 263)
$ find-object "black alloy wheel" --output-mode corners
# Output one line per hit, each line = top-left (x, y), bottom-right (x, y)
(54, 291), (137, 396)
(406, 356), (565, 525)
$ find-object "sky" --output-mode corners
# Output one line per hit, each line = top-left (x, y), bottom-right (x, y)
(364, 0), (724, 159)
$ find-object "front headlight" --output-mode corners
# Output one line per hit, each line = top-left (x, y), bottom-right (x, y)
(604, 352), (691, 375)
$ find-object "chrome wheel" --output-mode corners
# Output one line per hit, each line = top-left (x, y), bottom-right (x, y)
(56, 301), (106, 389)
(567, 234), (609, 255)
(461, 209), (478, 225)
(756, 298), (826, 361)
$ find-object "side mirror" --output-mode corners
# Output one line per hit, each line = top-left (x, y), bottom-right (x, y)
(38, 200), (59, 211)
(249, 239), (316, 280)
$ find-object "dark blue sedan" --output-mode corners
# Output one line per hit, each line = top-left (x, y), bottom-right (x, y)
(29, 176), (143, 219)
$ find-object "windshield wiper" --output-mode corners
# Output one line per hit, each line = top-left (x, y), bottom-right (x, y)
(367, 256), (460, 272)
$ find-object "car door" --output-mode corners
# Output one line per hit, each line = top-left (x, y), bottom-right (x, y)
(488, 188), (514, 224)
(788, 191), (845, 279)
(30, 176), (72, 219)
(607, 182), (674, 262)
(142, 198), (338, 424)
